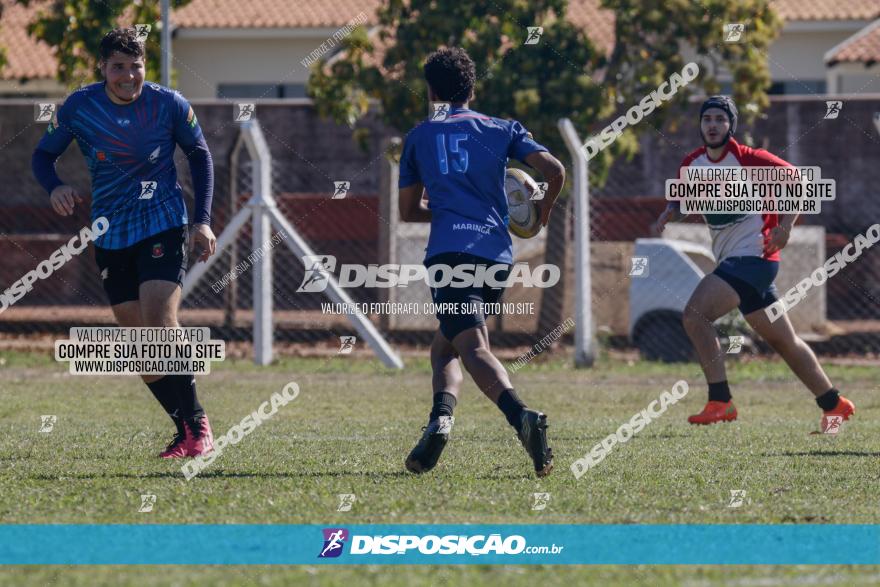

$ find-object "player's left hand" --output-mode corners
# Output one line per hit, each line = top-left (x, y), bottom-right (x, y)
(764, 225), (790, 255)
(191, 223), (216, 263)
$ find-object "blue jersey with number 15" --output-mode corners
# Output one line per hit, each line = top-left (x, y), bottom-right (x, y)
(398, 107), (548, 264)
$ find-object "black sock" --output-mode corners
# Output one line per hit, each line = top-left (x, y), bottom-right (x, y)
(497, 389), (526, 428)
(429, 392), (457, 420)
(174, 374), (205, 420)
(708, 380), (732, 403)
(146, 376), (184, 434)
(816, 388), (841, 411)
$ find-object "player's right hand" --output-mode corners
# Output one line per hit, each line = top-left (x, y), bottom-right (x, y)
(649, 207), (674, 237)
(538, 197), (554, 227)
(50, 185), (82, 216)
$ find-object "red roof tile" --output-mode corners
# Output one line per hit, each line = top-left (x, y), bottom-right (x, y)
(0, 0), (56, 80)
(5, 0), (880, 83)
(567, 0), (615, 55)
(173, 0), (382, 28)
(770, 0), (880, 21)
(826, 19), (880, 63)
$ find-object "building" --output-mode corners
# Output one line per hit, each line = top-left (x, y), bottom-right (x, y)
(824, 17), (880, 93)
(2, 0), (880, 98)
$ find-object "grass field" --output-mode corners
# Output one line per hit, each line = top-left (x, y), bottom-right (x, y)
(0, 349), (877, 585)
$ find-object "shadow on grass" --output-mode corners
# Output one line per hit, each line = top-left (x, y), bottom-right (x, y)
(25, 468), (538, 481)
(763, 450), (880, 457)
(26, 470), (416, 480)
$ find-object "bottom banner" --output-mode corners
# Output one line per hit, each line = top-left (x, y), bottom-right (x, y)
(0, 524), (877, 565)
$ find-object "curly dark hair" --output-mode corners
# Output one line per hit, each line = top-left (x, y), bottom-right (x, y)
(99, 28), (145, 62)
(423, 47), (475, 104)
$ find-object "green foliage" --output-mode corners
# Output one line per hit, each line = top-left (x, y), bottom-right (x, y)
(310, 0), (606, 170)
(598, 0), (779, 171)
(0, 3), (8, 73)
(309, 0), (781, 184)
(14, 0), (192, 89)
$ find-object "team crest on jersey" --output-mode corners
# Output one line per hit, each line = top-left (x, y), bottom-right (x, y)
(151, 243), (164, 259)
(187, 106), (197, 129)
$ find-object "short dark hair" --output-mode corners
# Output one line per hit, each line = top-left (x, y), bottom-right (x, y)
(423, 47), (475, 104)
(99, 28), (145, 62)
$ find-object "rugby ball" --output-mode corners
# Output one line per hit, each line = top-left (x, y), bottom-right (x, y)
(505, 168), (542, 239)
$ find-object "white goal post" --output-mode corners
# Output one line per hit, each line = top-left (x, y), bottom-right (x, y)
(181, 120), (404, 369)
(558, 118), (596, 367)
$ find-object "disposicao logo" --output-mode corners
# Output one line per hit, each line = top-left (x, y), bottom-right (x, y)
(318, 528), (348, 558)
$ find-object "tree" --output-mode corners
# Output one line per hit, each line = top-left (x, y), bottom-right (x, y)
(0, 3), (10, 74)
(14, 0), (192, 88)
(308, 0), (781, 339)
(308, 0), (780, 180)
(601, 0), (779, 146)
(309, 1), (606, 167)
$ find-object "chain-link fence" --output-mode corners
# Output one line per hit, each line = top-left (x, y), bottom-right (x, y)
(589, 96), (880, 358)
(1, 97), (878, 358)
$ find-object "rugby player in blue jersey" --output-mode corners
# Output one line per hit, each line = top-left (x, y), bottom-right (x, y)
(398, 48), (565, 477)
(31, 28), (216, 458)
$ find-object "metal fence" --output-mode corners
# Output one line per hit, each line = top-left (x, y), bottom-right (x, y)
(1, 97), (879, 359)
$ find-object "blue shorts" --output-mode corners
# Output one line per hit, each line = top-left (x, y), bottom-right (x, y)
(712, 256), (779, 315)
(425, 252), (510, 342)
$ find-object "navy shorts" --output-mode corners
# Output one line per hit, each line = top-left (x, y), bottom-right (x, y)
(93, 225), (188, 306)
(425, 251), (511, 342)
(712, 256), (779, 315)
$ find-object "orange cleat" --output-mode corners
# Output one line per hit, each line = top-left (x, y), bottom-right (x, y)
(814, 396), (855, 434)
(823, 396), (855, 421)
(688, 401), (737, 425)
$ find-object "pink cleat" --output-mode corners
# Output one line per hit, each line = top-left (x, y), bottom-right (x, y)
(159, 430), (188, 459)
(185, 415), (214, 457)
